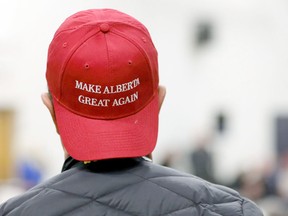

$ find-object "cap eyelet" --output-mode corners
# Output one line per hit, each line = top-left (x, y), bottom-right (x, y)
(84, 63), (90, 70)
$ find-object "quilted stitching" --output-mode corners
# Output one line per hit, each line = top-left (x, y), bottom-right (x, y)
(0, 159), (262, 216)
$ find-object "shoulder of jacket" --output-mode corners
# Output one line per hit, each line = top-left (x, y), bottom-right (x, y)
(241, 198), (264, 216)
(134, 162), (264, 215)
(0, 169), (77, 214)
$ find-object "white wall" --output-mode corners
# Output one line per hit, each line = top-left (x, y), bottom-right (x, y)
(1, 0), (288, 181)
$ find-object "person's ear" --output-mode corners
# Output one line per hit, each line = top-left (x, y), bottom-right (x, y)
(146, 86), (166, 161)
(158, 85), (166, 112)
(41, 93), (59, 134)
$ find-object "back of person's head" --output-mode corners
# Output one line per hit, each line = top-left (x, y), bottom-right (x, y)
(44, 9), (163, 161)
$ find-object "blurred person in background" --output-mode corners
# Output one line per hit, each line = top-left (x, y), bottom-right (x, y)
(190, 133), (215, 183)
(0, 8), (263, 216)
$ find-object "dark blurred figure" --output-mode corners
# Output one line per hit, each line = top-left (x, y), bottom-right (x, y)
(191, 134), (215, 183)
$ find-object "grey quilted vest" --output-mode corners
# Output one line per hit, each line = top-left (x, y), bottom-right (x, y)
(0, 157), (263, 216)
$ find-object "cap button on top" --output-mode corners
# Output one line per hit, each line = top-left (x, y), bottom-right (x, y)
(100, 23), (110, 33)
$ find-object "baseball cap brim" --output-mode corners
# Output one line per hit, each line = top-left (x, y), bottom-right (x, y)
(53, 93), (159, 161)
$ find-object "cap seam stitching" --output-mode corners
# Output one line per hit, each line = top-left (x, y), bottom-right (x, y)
(58, 29), (100, 100)
(103, 33), (111, 80)
(110, 29), (157, 108)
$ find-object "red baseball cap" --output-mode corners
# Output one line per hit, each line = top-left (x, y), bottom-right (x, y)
(46, 9), (159, 161)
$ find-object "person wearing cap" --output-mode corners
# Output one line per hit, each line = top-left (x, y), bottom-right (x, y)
(0, 9), (263, 216)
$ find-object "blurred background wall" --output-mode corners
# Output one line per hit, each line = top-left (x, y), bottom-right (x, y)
(1, 0), (288, 213)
